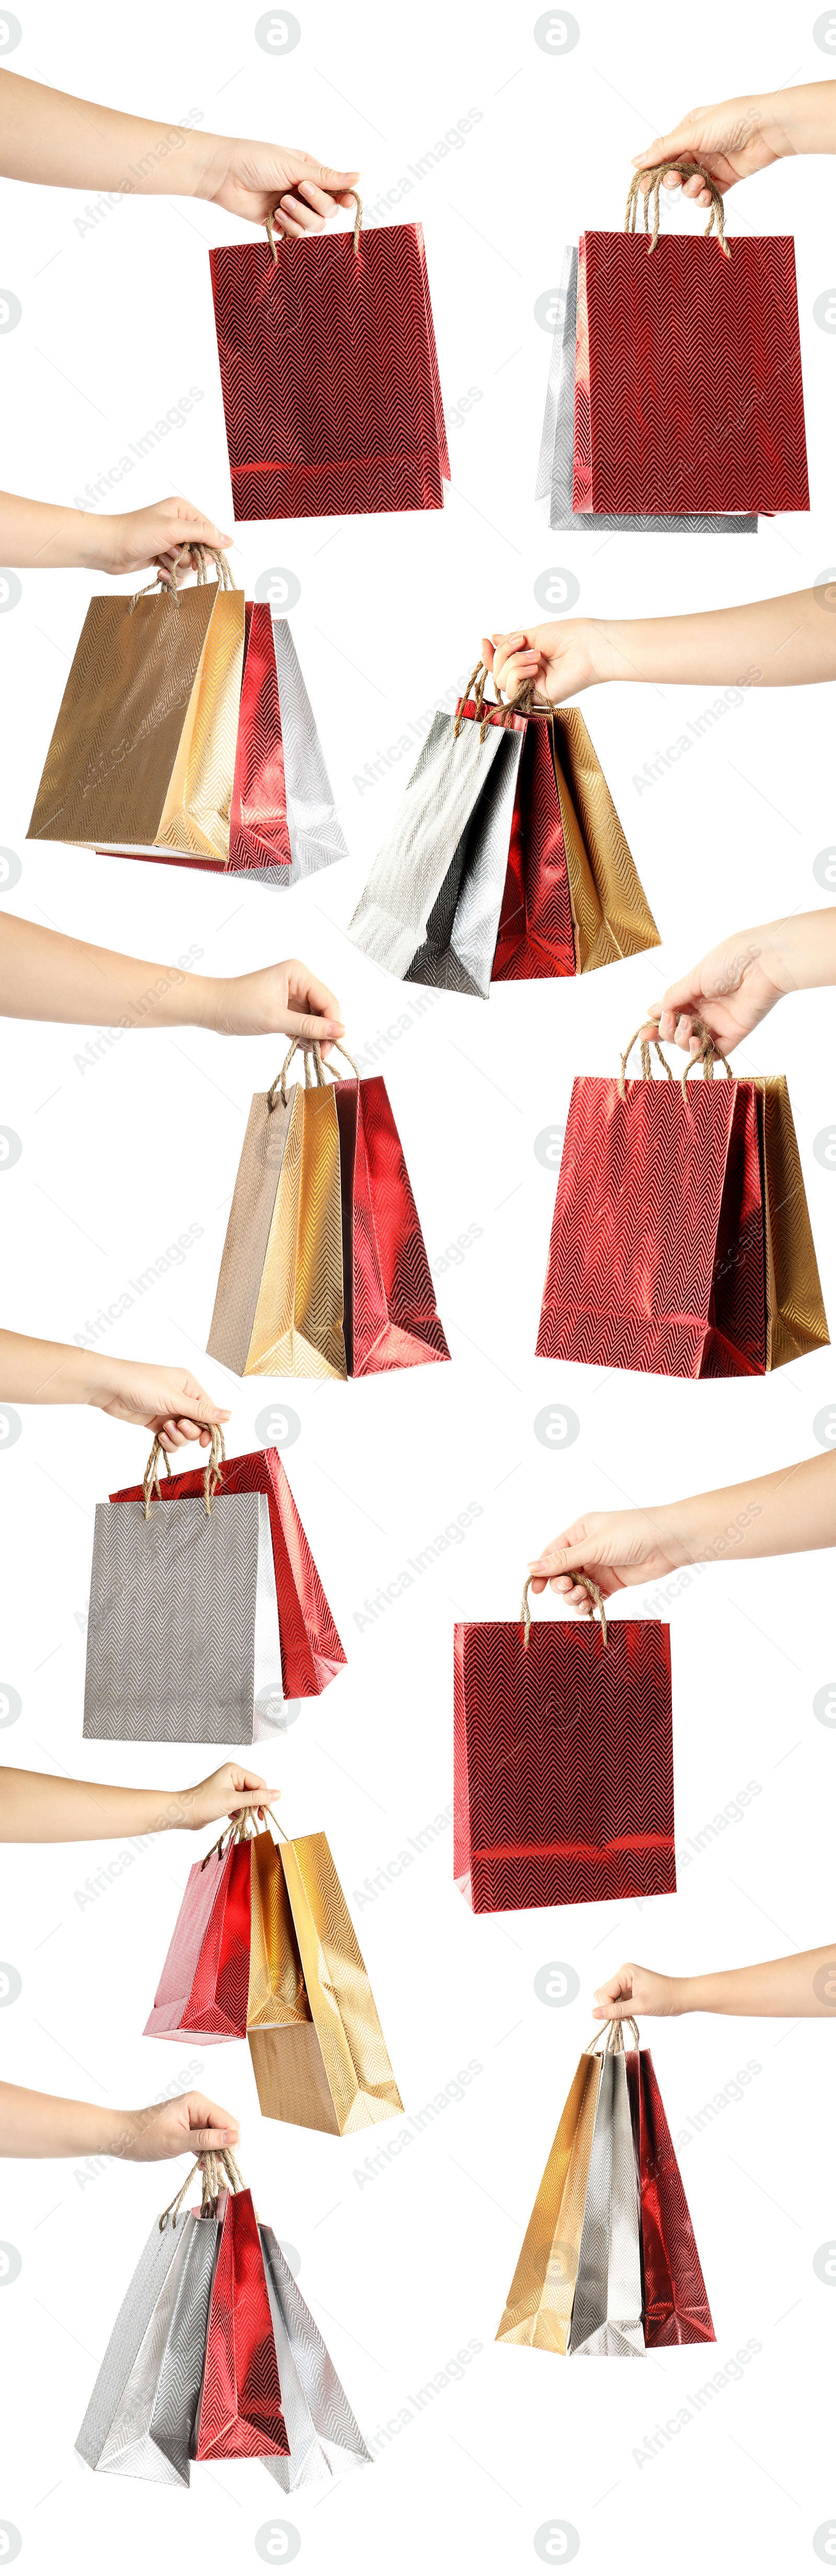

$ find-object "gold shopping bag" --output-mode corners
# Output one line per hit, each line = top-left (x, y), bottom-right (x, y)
(759, 1075), (829, 1368)
(28, 551), (244, 864)
(496, 2050), (602, 2352)
(552, 707), (660, 973)
(247, 1827), (404, 2135)
(235, 1061), (346, 1381)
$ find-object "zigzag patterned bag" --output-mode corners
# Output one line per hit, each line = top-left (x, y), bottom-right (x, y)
(454, 1577), (675, 1911)
(210, 195), (449, 519)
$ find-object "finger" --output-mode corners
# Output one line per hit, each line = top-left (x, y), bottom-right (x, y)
(187, 2094), (239, 2137)
(632, 124), (698, 171)
(277, 191), (328, 233)
(296, 180), (356, 218)
(282, 1009), (345, 1043)
(191, 2124), (237, 2149)
(164, 512), (233, 550)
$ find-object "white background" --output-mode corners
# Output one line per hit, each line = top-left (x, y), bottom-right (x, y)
(1, 2), (835, 2569)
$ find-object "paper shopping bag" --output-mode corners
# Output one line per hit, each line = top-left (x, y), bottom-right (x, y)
(193, 2187), (289, 2461)
(144, 1839), (253, 2041)
(247, 1827), (404, 2135)
(210, 201), (449, 519)
(537, 244), (757, 535)
(568, 2050), (644, 2356)
(76, 2208), (218, 2485)
(496, 2052), (602, 2352)
(625, 2048), (715, 2346)
(758, 1076), (829, 1367)
(574, 171), (809, 517)
(333, 1072), (449, 1372)
(259, 2225), (371, 2487)
(348, 707), (524, 993)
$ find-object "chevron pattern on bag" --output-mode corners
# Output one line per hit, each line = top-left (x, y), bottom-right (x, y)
(111, 1446), (345, 1700)
(210, 225), (449, 519)
(194, 2188), (290, 2460)
(207, 1088), (297, 1376)
(625, 2049), (715, 2345)
(229, 601), (293, 869)
(155, 590), (245, 863)
(567, 2053), (645, 2357)
(259, 2227), (372, 2485)
(537, 1075), (768, 1378)
(335, 1076), (450, 1373)
(144, 1844), (245, 2041)
(246, 1086), (347, 1380)
(76, 2214), (190, 2471)
(454, 1616), (675, 1911)
(27, 588), (220, 849)
(574, 232), (809, 516)
(83, 1493), (263, 1744)
(496, 2053), (602, 2352)
(96, 2213), (219, 2484)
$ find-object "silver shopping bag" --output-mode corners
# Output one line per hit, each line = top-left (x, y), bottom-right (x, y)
(259, 2226), (371, 2489)
(83, 1479), (284, 1747)
(76, 2209), (218, 2485)
(349, 708), (522, 993)
(537, 245), (757, 537)
(568, 2050), (644, 2357)
(262, 618), (347, 889)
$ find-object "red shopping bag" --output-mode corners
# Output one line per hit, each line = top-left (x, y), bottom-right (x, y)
(452, 690), (658, 980)
(112, 1447), (345, 1698)
(454, 1593), (675, 1912)
(334, 1074), (450, 1373)
(537, 1048), (767, 1379)
(143, 1841), (251, 2042)
(626, 2048), (715, 2346)
(573, 173), (808, 517)
(229, 603), (292, 871)
(210, 206), (450, 520)
(193, 2187), (289, 2460)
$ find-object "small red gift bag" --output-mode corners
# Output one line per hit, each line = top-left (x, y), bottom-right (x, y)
(193, 2186), (289, 2461)
(626, 2044), (715, 2346)
(454, 1579), (675, 1912)
(143, 1841), (252, 2042)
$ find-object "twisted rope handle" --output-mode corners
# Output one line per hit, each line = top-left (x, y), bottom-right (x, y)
(159, 2143), (245, 2232)
(143, 1424), (226, 1521)
(200, 1799), (287, 1874)
(129, 544), (236, 617)
(520, 1571), (608, 1649)
(618, 1022), (676, 1100)
(584, 2014), (640, 2056)
(266, 188), (363, 265)
(625, 161), (729, 256)
(454, 657), (554, 747)
(622, 1013), (735, 1102)
(269, 1035), (361, 1112)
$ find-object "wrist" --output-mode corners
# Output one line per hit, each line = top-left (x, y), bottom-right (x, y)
(586, 618), (634, 686)
(76, 512), (117, 575)
(760, 88), (807, 161)
(181, 127), (237, 206)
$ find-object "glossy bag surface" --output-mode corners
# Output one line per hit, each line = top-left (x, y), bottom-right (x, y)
(497, 2053), (602, 2352)
(144, 1842), (252, 2041)
(259, 2225), (371, 2487)
(567, 2053), (645, 2357)
(454, 1614), (675, 1910)
(457, 700), (659, 982)
(76, 2209), (218, 2484)
(247, 1829), (404, 2135)
(193, 2188), (289, 2461)
(334, 1075), (450, 1373)
(626, 2049), (715, 2346)
(108, 1447), (345, 1703)
(210, 222), (449, 519)
(574, 229), (809, 516)
(82, 1489), (283, 1745)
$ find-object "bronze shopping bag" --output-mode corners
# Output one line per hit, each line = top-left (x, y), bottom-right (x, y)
(240, 1068), (346, 1381)
(758, 1075), (829, 1367)
(496, 2050), (602, 2352)
(247, 1826), (404, 2135)
(28, 550), (244, 864)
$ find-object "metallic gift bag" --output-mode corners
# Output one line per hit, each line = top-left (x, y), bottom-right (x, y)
(496, 2051), (602, 2353)
(76, 2208), (218, 2484)
(267, 616), (348, 887)
(455, 1578), (675, 1911)
(758, 1075), (829, 1366)
(349, 708), (522, 989)
(144, 1840), (252, 2041)
(110, 1442), (345, 1702)
(333, 1072), (450, 1372)
(210, 201), (449, 519)
(625, 2048), (715, 2346)
(537, 244), (756, 535)
(83, 1483), (284, 1745)
(568, 2045), (645, 2357)
(247, 1826), (404, 2135)
(193, 2186), (290, 2461)
(457, 687), (660, 981)
(260, 2227), (371, 2489)
(245, 1077), (346, 1381)
(574, 172), (808, 517)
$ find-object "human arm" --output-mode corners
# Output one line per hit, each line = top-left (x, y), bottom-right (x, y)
(0, 1762), (277, 1843)
(594, 1948), (836, 2020)
(528, 1452), (836, 1609)
(482, 588), (836, 708)
(0, 492), (233, 578)
(0, 1334), (231, 1452)
(641, 910), (836, 1056)
(0, 918), (343, 1045)
(0, 72), (357, 234)
(631, 83), (836, 205)
(0, 2082), (238, 2158)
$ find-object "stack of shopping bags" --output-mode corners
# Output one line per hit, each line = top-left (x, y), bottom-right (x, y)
(28, 546), (344, 882)
(455, 1578), (675, 1910)
(497, 2021), (714, 2356)
(83, 1432), (345, 1744)
(209, 194), (449, 518)
(77, 2151), (371, 2487)
(208, 1038), (449, 1378)
(537, 162), (808, 532)
(537, 1022), (829, 1377)
(145, 1809), (403, 2136)
(350, 664), (659, 991)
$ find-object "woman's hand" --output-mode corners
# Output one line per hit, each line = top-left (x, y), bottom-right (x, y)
(94, 1361), (231, 1454)
(641, 927), (787, 1058)
(593, 1961), (686, 2021)
(119, 2092), (239, 2160)
(482, 623), (606, 708)
(631, 95), (791, 202)
(180, 1766), (277, 1830)
(85, 498), (232, 583)
(204, 141), (359, 236)
(200, 957), (344, 1052)
(528, 1510), (682, 1608)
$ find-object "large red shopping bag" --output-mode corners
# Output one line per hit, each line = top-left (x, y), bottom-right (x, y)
(112, 1446), (345, 1698)
(333, 1071), (450, 1373)
(573, 166), (808, 517)
(454, 1585), (675, 1912)
(625, 2046), (715, 2346)
(193, 2186), (289, 2461)
(537, 1038), (768, 1379)
(210, 199), (449, 520)
(144, 1840), (252, 2042)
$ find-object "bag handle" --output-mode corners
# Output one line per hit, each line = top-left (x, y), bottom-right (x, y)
(159, 2142), (246, 2232)
(201, 1800), (287, 1872)
(618, 1016), (734, 1102)
(624, 161), (729, 257)
(584, 2014), (640, 2056)
(143, 1424), (226, 1521)
(268, 1035), (361, 1112)
(266, 187), (363, 265)
(520, 1570), (608, 1649)
(128, 543), (237, 617)
(454, 658), (555, 747)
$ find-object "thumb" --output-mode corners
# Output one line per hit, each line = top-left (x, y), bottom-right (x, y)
(527, 1537), (595, 1577)
(632, 125), (693, 171)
